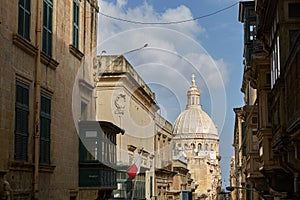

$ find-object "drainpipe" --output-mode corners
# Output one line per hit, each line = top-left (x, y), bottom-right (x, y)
(33, 0), (42, 199)
(83, 0), (86, 78)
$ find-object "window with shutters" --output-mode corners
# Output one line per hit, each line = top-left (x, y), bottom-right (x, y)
(40, 93), (51, 164)
(42, 0), (53, 57)
(79, 121), (119, 188)
(288, 3), (300, 18)
(18, 0), (31, 40)
(73, 0), (79, 48)
(271, 35), (280, 88)
(15, 81), (29, 161)
(241, 122), (247, 156)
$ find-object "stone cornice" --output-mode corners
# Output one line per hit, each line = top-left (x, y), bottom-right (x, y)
(69, 44), (84, 60)
(41, 52), (59, 70)
(12, 33), (38, 56)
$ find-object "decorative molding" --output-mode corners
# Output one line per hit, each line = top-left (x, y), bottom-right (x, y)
(138, 148), (150, 157)
(12, 33), (38, 56)
(127, 144), (137, 152)
(39, 164), (56, 173)
(9, 161), (56, 173)
(69, 44), (84, 60)
(9, 161), (33, 172)
(114, 92), (126, 114)
(41, 52), (59, 70)
(79, 79), (94, 92)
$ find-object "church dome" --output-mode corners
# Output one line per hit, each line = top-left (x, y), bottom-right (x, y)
(173, 75), (218, 139)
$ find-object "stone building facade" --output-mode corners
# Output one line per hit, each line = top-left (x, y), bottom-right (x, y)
(0, 0), (102, 199)
(172, 75), (221, 200)
(255, 0), (300, 198)
(231, 107), (247, 200)
(170, 159), (196, 200)
(154, 113), (176, 200)
(231, 0), (300, 199)
(96, 55), (157, 199)
(96, 55), (177, 200)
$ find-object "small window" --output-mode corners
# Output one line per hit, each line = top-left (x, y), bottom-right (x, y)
(271, 35), (280, 87)
(80, 101), (87, 120)
(267, 93), (272, 123)
(252, 117), (258, 124)
(266, 73), (271, 85)
(15, 81), (29, 161)
(191, 143), (195, 149)
(184, 143), (188, 149)
(288, 3), (300, 18)
(249, 25), (256, 41)
(42, 0), (53, 56)
(289, 30), (300, 50)
(40, 93), (51, 164)
(72, 0), (79, 48)
(198, 143), (202, 151)
(18, 0), (31, 40)
(205, 144), (208, 151)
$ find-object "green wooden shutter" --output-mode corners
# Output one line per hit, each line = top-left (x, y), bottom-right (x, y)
(18, 0), (31, 40)
(40, 93), (51, 164)
(15, 81), (29, 161)
(242, 122), (247, 156)
(42, 0), (53, 56)
(73, 0), (79, 48)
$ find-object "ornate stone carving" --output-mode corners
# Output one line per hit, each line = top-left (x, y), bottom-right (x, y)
(114, 92), (126, 114)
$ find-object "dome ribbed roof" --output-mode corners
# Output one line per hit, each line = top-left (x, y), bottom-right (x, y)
(173, 75), (218, 139)
(173, 107), (218, 137)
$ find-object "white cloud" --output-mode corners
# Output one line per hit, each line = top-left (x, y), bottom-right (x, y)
(97, 0), (228, 129)
(98, 0), (204, 43)
(116, 0), (127, 8)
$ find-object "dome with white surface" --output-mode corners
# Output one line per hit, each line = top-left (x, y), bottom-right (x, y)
(173, 75), (218, 139)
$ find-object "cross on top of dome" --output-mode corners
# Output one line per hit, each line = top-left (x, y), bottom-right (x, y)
(190, 74), (198, 90)
(192, 74), (196, 86)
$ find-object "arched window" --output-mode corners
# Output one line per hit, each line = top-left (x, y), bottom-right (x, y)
(205, 143), (208, 151)
(211, 144), (213, 151)
(198, 143), (202, 151)
(191, 143), (195, 149)
(184, 143), (189, 150)
(177, 143), (181, 150)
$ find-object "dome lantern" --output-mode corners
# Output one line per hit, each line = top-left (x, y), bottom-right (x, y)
(187, 74), (201, 108)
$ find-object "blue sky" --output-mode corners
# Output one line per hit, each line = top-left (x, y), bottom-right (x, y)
(98, 0), (245, 188)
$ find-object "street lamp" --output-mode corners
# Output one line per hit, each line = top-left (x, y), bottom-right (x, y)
(124, 43), (148, 54)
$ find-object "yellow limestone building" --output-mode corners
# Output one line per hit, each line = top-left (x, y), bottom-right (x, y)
(172, 75), (221, 200)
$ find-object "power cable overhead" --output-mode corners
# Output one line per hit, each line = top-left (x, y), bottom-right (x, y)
(99, 2), (239, 25)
